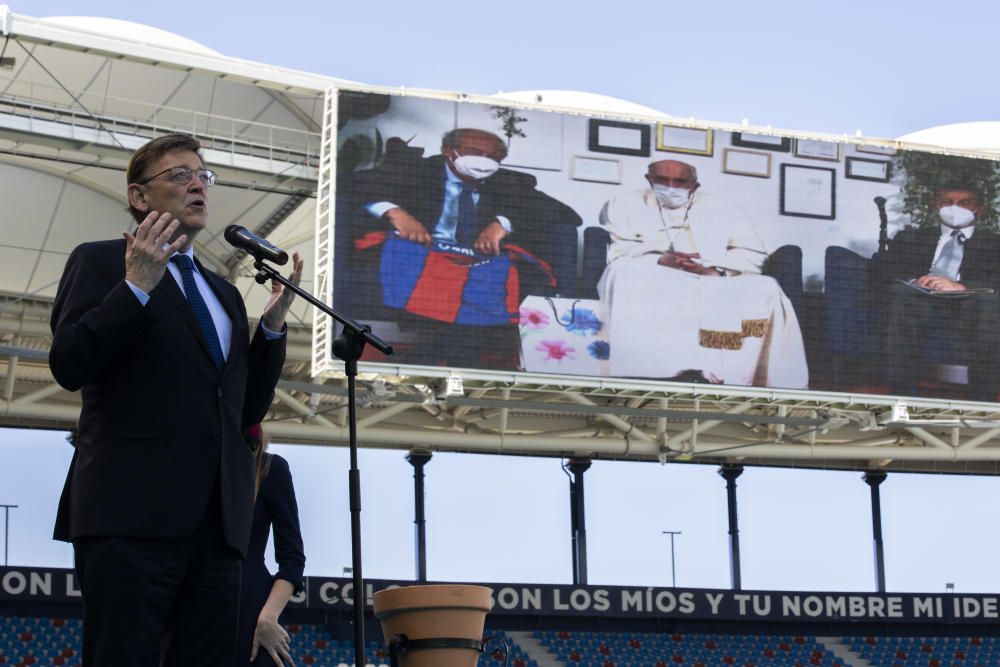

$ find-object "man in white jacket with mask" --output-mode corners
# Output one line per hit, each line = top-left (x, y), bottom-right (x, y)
(597, 159), (808, 388)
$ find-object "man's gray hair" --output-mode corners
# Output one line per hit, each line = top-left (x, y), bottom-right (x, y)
(441, 128), (506, 154)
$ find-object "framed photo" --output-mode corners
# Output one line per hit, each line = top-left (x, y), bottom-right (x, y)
(856, 143), (898, 156)
(793, 139), (841, 162)
(846, 157), (892, 182)
(570, 155), (623, 184)
(723, 148), (771, 178)
(656, 124), (714, 156)
(731, 132), (791, 152)
(588, 119), (651, 157)
(780, 164), (836, 219)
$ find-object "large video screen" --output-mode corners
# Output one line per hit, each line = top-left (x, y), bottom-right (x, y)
(332, 89), (1000, 403)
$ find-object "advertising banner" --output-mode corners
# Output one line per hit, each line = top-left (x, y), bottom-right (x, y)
(331, 89), (1000, 403)
(4, 568), (999, 624)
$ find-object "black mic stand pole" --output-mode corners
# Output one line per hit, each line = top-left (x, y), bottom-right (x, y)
(251, 257), (392, 667)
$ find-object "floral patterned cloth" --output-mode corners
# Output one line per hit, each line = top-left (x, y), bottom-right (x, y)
(519, 296), (611, 376)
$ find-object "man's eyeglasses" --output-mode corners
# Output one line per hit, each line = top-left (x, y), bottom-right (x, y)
(136, 166), (217, 187)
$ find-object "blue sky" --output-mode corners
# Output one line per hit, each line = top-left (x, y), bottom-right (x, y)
(4, 0), (1000, 593)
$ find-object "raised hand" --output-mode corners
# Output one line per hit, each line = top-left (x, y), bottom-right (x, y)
(261, 252), (305, 332)
(123, 212), (188, 293)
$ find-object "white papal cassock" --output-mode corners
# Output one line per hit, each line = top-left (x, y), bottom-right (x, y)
(597, 189), (809, 389)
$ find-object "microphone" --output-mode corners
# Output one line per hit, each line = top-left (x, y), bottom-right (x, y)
(224, 225), (289, 265)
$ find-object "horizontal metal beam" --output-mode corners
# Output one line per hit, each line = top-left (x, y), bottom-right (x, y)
(275, 380), (827, 425)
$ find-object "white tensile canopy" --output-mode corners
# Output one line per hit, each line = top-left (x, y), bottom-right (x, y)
(3, 6), (1000, 474)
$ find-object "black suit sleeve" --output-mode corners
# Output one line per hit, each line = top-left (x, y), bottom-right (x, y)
(262, 455), (305, 593)
(49, 243), (156, 391)
(242, 323), (286, 431)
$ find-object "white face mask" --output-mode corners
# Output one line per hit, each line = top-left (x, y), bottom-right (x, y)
(450, 151), (500, 180)
(939, 204), (976, 228)
(652, 184), (692, 209)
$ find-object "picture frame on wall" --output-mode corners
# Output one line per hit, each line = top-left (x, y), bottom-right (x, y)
(588, 119), (651, 157)
(570, 155), (623, 184)
(856, 143), (898, 156)
(780, 164), (836, 219)
(722, 148), (771, 178)
(656, 124), (714, 156)
(793, 139), (841, 162)
(846, 157), (892, 182)
(731, 132), (791, 152)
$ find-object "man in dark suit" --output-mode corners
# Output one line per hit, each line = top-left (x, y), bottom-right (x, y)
(879, 185), (1000, 401)
(48, 133), (304, 666)
(342, 128), (581, 369)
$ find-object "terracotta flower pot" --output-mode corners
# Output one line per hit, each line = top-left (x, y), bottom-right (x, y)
(372, 584), (494, 667)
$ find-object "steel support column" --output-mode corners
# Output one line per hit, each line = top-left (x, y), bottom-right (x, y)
(719, 464), (744, 590)
(406, 450), (432, 582)
(864, 470), (888, 592)
(567, 458), (591, 585)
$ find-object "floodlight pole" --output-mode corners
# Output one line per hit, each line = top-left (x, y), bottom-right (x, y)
(407, 450), (432, 582)
(863, 470), (887, 593)
(0, 504), (15, 566)
(719, 464), (744, 590)
(662, 530), (681, 588)
(567, 458), (591, 585)
(252, 258), (392, 667)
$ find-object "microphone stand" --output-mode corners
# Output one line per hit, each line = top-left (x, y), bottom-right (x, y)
(252, 256), (393, 667)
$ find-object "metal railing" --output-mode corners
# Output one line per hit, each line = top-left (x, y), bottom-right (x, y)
(0, 79), (322, 167)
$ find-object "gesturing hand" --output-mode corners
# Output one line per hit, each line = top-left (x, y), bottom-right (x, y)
(261, 252), (305, 332)
(250, 616), (294, 666)
(122, 212), (188, 293)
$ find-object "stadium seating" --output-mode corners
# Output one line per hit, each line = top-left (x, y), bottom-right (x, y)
(6, 615), (997, 667)
(844, 634), (999, 667)
(536, 630), (846, 667)
(0, 616), (82, 667)
(0, 616), (527, 667)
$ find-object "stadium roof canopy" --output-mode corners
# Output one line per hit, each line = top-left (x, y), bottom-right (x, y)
(3, 5), (1000, 475)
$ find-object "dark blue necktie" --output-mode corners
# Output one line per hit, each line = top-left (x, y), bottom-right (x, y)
(171, 255), (225, 369)
(456, 184), (478, 247)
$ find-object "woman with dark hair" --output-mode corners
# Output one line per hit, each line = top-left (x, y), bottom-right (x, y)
(236, 424), (306, 666)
